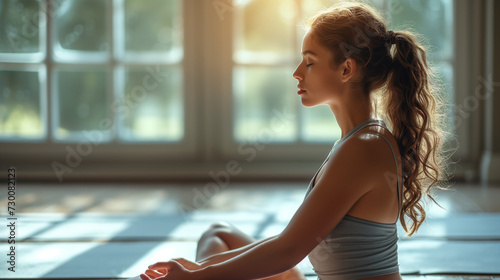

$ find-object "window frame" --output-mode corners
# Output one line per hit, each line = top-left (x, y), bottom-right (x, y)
(217, 0), (468, 166)
(0, 0), (478, 181)
(217, 0), (338, 163)
(0, 0), (200, 176)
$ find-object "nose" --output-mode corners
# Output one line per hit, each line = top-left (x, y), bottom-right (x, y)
(293, 63), (303, 81)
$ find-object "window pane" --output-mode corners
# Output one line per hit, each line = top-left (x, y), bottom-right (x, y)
(0, 0), (40, 53)
(55, 0), (109, 52)
(233, 66), (297, 142)
(56, 69), (109, 139)
(301, 106), (340, 142)
(120, 66), (183, 141)
(0, 69), (44, 139)
(388, 0), (453, 59)
(124, 0), (182, 53)
(234, 0), (296, 63)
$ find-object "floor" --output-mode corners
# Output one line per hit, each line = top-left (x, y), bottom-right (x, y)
(9, 182), (500, 215)
(1, 181), (500, 279)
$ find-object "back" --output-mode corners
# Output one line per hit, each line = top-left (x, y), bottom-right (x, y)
(304, 119), (401, 279)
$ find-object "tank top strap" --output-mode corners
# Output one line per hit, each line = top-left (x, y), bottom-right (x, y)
(361, 131), (402, 222)
(334, 119), (386, 147)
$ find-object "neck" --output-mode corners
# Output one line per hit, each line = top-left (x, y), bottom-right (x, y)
(329, 94), (373, 138)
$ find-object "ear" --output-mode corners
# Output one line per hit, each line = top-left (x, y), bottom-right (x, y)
(340, 58), (357, 83)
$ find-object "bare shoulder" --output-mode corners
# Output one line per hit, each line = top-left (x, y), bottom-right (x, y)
(316, 128), (399, 197)
(313, 133), (381, 198)
(331, 130), (394, 171)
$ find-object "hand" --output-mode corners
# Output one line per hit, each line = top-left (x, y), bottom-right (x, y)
(140, 260), (193, 280)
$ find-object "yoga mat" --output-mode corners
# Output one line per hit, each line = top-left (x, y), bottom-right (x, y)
(398, 213), (500, 240)
(0, 241), (197, 279)
(398, 240), (500, 274)
(1, 240), (499, 279)
(0, 211), (270, 242)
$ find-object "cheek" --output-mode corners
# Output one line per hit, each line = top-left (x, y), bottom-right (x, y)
(310, 70), (338, 94)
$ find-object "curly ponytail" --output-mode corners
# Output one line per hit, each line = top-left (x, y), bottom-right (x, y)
(307, 1), (450, 236)
(384, 30), (448, 235)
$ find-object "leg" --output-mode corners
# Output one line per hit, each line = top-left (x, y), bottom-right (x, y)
(196, 221), (255, 261)
(195, 222), (306, 280)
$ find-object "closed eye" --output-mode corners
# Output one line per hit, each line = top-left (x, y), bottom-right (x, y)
(306, 63), (313, 67)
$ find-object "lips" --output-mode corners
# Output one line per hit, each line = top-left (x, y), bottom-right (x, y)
(297, 85), (306, 95)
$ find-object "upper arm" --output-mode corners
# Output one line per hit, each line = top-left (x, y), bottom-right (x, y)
(275, 134), (386, 261)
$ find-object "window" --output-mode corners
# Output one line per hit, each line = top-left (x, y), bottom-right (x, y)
(230, 0), (454, 144)
(220, 0), (456, 163)
(0, 0), (46, 140)
(0, 0), (183, 142)
(0, 0), (463, 180)
(232, 0), (341, 144)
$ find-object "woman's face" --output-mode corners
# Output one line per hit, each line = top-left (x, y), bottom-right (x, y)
(293, 31), (344, 107)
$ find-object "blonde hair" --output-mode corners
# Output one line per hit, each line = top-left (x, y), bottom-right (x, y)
(307, 1), (450, 236)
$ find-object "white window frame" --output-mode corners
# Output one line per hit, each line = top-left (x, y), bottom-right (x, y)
(213, 0), (472, 175)
(0, 0), (478, 181)
(0, 0), (200, 181)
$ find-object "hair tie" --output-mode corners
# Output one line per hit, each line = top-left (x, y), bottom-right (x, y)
(387, 30), (397, 45)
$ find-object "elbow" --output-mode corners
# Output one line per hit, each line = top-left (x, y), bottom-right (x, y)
(273, 237), (309, 269)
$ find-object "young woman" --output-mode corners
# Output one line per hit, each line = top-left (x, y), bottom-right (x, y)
(141, 1), (447, 279)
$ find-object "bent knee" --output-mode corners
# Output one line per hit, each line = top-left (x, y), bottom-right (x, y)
(208, 221), (233, 231)
(200, 222), (234, 238)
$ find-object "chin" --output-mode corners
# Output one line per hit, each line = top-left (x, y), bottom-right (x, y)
(300, 97), (320, 108)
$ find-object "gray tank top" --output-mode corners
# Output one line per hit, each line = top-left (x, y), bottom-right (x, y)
(305, 119), (401, 280)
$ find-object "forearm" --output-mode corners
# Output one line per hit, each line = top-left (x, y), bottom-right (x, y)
(198, 235), (276, 267)
(196, 236), (300, 280)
